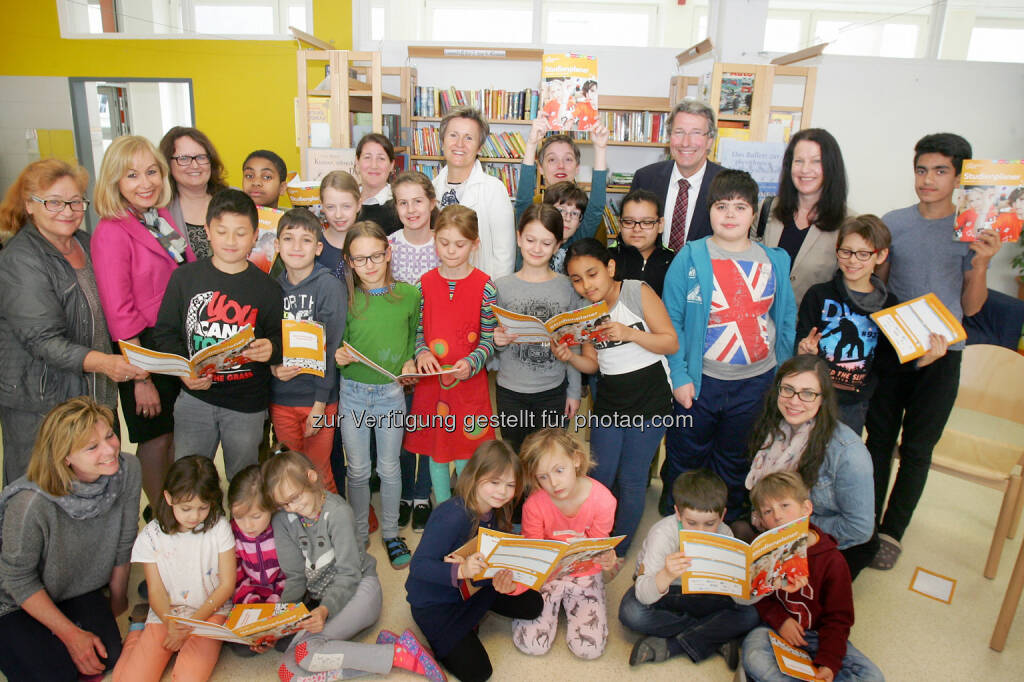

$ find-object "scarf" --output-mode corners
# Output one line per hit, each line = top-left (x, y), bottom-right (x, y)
(0, 454), (129, 547)
(745, 419), (814, 490)
(139, 208), (188, 264)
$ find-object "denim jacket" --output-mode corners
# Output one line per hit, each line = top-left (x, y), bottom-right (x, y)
(810, 421), (875, 549)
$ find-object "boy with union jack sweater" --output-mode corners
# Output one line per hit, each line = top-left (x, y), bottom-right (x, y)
(661, 170), (796, 519)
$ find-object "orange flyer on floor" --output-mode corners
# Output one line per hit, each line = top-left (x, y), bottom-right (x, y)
(870, 293), (967, 364)
(282, 319), (326, 377)
(492, 300), (609, 346)
(768, 631), (818, 680)
(678, 515), (809, 599)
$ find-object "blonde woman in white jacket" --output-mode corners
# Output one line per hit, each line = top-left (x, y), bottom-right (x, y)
(432, 107), (516, 279)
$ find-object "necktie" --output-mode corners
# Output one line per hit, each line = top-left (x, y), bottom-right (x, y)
(668, 177), (691, 252)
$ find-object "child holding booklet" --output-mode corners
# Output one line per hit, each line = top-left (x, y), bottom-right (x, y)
(618, 469), (758, 671)
(334, 221), (420, 568)
(405, 205), (497, 503)
(494, 205), (584, 452)
(512, 428), (617, 660)
(264, 451), (443, 682)
(406, 441), (543, 682)
(741, 472), (883, 682)
(389, 171), (440, 531)
(113, 456), (236, 682)
(269, 208), (347, 494)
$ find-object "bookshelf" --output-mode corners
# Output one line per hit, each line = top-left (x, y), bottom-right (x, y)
(707, 63), (816, 146)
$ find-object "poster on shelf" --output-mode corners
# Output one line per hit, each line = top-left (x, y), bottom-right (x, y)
(716, 139), (786, 201)
(540, 53), (598, 132)
(304, 147), (356, 183)
(952, 159), (1024, 243)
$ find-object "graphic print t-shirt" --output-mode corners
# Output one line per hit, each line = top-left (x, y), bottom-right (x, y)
(817, 293), (879, 395)
(702, 240), (777, 381)
(153, 259), (283, 412)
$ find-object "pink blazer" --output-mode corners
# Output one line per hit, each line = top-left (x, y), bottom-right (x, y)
(92, 207), (196, 341)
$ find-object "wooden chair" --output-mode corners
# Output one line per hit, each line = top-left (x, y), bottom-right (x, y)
(927, 344), (1024, 579)
(991, 531), (1024, 650)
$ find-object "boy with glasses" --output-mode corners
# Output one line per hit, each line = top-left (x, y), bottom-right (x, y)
(608, 188), (674, 297)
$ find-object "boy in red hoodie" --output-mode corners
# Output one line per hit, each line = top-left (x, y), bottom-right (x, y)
(741, 472), (883, 682)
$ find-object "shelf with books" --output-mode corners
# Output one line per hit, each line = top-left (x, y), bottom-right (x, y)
(413, 86), (540, 122)
(409, 155), (524, 164)
(412, 116), (532, 125)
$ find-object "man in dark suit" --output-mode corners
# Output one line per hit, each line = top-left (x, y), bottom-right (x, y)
(629, 99), (723, 250)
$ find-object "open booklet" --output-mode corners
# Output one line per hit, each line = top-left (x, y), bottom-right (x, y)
(869, 293), (967, 364)
(119, 325), (255, 379)
(342, 342), (457, 382)
(166, 602), (310, 646)
(455, 527), (623, 590)
(492, 301), (610, 346)
(282, 319), (326, 377)
(768, 631), (819, 680)
(678, 515), (809, 599)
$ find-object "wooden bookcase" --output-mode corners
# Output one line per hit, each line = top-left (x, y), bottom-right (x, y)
(707, 62), (816, 143)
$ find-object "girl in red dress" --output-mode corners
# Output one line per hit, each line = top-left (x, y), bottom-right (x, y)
(404, 205), (497, 503)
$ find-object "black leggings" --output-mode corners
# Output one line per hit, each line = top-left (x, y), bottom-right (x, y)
(439, 591), (544, 682)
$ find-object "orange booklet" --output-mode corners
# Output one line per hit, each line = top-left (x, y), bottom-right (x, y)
(342, 342), (457, 382)
(768, 631), (819, 680)
(282, 319), (326, 377)
(678, 516), (809, 599)
(166, 603), (310, 645)
(492, 301), (609, 346)
(474, 533), (623, 590)
(953, 159), (1024, 243)
(869, 293), (966, 364)
(249, 207), (283, 274)
(119, 325), (255, 379)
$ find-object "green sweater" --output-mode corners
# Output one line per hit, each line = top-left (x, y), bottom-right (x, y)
(341, 282), (421, 384)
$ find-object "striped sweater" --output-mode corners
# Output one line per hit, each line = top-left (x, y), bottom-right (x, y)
(231, 520), (284, 604)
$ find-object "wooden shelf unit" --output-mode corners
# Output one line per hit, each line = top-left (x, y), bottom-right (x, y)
(708, 62), (816, 143)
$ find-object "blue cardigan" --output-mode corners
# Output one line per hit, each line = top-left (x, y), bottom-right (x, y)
(663, 237), (796, 397)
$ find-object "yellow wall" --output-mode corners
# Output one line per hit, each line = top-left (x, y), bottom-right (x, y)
(3, 1), (353, 188)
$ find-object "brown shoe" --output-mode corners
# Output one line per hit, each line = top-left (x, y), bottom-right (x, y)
(369, 504), (379, 534)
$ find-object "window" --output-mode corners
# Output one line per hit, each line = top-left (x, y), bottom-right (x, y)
(544, 2), (656, 48)
(815, 18), (922, 58)
(764, 17), (803, 53)
(429, 3), (534, 44)
(763, 2), (929, 59)
(57, 0), (310, 38)
(967, 26), (1024, 63)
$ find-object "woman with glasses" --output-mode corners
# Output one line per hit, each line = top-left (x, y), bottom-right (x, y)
(158, 126), (229, 259)
(741, 354), (875, 578)
(0, 159), (147, 484)
(90, 135), (195, 515)
(759, 128), (853, 304)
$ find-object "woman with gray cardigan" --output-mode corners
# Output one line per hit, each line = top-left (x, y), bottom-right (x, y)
(158, 126), (229, 259)
(0, 397), (142, 681)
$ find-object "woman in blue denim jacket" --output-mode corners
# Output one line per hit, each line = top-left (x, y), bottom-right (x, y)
(743, 354), (875, 578)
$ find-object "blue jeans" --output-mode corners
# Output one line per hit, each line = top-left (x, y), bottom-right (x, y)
(742, 626), (884, 682)
(618, 585), (759, 662)
(590, 419), (666, 556)
(399, 390), (432, 501)
(340, 379), (405, 543)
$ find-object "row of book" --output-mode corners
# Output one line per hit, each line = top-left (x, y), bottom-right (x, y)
(597, 110), (670, 145)
(413, 86), (541, 121)
(411, 127), (526, 159)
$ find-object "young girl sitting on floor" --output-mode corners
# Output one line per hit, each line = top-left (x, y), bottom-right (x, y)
(513, 428), (617, 660)
(113, 456), (235, 682)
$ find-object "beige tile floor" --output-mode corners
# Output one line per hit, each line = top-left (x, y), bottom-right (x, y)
(5, 422), (1024, 681)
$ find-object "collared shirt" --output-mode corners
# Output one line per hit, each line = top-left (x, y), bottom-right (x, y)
(361, 184), (392, 206)
(661, 160), (707, 248)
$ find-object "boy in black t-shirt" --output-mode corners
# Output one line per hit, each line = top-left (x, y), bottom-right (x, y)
(153, 189), (283, 479)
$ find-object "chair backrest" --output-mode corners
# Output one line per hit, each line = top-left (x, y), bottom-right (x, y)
(956, 344), (1024, 425)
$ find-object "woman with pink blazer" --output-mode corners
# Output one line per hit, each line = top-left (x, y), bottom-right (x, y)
(92, 135), (196, 514)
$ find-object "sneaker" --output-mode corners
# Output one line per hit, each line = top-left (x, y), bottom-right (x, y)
(412, 502), (432, 533)
(384, 536), (412, 569)
(368, 504), (379, 534)
(376, 629), (399, 644)
(398, 500), (413, 528)
(395, 629), (446, 682)
(719, 637), (741, 671)
(629, 636), (670, 666)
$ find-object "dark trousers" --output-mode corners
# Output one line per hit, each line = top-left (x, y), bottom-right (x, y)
(439, 591), (544, 682)
(329, 423), (346, 499)
(618, 585), (760, 661)
(865, 350), (962, 541)
(661, 370), (775, 519)
(495, 383), (567, 454)
(841, 533), (880, 580)
(0, 588), (123, 682)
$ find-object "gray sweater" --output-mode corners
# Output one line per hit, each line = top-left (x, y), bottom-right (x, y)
(273, 492), (376, 617)
(0, 455), (141, 616)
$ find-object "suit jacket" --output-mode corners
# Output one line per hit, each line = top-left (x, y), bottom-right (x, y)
(762, 205), (855, 305)
(629, 159), (723, 243)
(91, 208), (196, 341)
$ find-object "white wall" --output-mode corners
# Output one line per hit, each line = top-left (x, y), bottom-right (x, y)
(0, 76), (74, 200)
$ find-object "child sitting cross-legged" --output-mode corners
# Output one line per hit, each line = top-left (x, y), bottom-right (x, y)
(741, 472), (884, 682)
(618, 469), (759, 671)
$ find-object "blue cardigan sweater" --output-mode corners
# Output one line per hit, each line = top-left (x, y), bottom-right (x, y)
(663, 237), (796, 397)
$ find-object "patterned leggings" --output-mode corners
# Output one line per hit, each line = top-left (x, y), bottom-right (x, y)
(512, 573), (607, 659)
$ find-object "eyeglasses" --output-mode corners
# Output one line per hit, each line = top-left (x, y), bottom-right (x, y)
(836, 247), (878, 262)
(557, 208), (582, 221)
(670, 129), (712, 140)
(170, 154), (210, 167)
(31, 196), (90, 213)
(778, 384), (822, 402)
(621, 218), (660, 230)
(349, 251), (387, 266)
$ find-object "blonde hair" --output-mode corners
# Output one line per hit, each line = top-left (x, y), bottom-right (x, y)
(319, 170), (360, 203)
(0, 159), (89, 236)
(435, 204), (479, 241)
(454, 440), (523, 534)
(262, 450), (324, 506)
(519, 428), (594, 491)
(93, 135), (172, 218)
(750, 471), (810, 512)
(27, 397), (116, 496)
